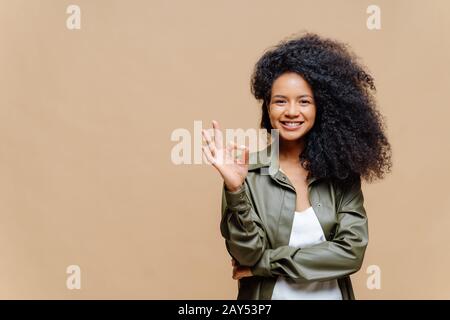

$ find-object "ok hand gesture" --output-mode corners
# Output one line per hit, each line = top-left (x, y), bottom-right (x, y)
(202, 120), (249, 192)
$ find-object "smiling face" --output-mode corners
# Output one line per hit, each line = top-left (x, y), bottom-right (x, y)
(268, 72), (316, 142)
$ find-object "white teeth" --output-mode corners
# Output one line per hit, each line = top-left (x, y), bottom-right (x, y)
(283, 122), (302, 127)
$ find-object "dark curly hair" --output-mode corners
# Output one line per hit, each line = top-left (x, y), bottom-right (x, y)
(251, 32), (392, 184)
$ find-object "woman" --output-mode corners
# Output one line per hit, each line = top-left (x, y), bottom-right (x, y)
(202, 33), (392, 300)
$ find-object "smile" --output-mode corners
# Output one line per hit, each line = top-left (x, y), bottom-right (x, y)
(280, 121), (304, 130)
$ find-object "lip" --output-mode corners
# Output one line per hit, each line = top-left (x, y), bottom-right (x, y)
(280, 121), (304, 131)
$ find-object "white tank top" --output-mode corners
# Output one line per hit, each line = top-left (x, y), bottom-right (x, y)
(271, 206), (343, 300)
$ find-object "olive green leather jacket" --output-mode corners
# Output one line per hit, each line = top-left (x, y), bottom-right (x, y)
(220, 145), (368, 300)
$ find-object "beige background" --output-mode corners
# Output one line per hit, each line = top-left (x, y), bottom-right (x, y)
(1, 0), (449, 299)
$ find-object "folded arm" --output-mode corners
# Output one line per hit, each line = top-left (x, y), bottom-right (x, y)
(250, 177), (368, 283)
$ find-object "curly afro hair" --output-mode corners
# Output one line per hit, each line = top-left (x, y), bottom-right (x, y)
(251, 32), (392, 184)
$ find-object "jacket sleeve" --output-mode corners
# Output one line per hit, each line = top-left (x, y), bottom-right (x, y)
(220, 181), (267, 267)
(250, 177), (368, 283)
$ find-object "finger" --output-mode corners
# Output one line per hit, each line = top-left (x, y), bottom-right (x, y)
(202, 146), (216, 167)
(212, 120), (223, 150)
(225, 142), (234, 165)
(230, 143), (245, 164)
(202, 129), (217, 156)
(236, 145), (249, 165)
(201, 129), (213, 150)
(243, 146), (250, 165)
(229, 141), (241, 164)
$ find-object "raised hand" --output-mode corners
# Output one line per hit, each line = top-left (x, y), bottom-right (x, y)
(202, 120), (249, 192)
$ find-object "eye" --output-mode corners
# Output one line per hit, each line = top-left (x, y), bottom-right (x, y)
(275, 100), (286, 104)
(300, 99), (311, 105)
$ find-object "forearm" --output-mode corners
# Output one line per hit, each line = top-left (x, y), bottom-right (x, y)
(250, 239), (367, 282)
(220, 183), (267, 266)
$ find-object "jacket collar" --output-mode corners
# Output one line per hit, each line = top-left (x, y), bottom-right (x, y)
(248, 143), (319, 186)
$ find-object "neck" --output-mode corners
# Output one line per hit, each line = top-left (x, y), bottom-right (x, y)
(279, 139), (305, 164)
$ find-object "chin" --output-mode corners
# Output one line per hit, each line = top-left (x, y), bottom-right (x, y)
(278, 131), (305, 141)
(280, 135), (303, 142)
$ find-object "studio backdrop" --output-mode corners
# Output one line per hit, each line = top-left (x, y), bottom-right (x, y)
(1, 0), (449, 299)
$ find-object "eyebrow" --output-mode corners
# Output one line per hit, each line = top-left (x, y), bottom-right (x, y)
(272, 94), (313, 99)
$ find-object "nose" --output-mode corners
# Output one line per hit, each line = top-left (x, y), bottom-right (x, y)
(285, 102), (300, 117)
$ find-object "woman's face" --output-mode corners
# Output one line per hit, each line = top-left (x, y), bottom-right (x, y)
(268, 72), (316, 142)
